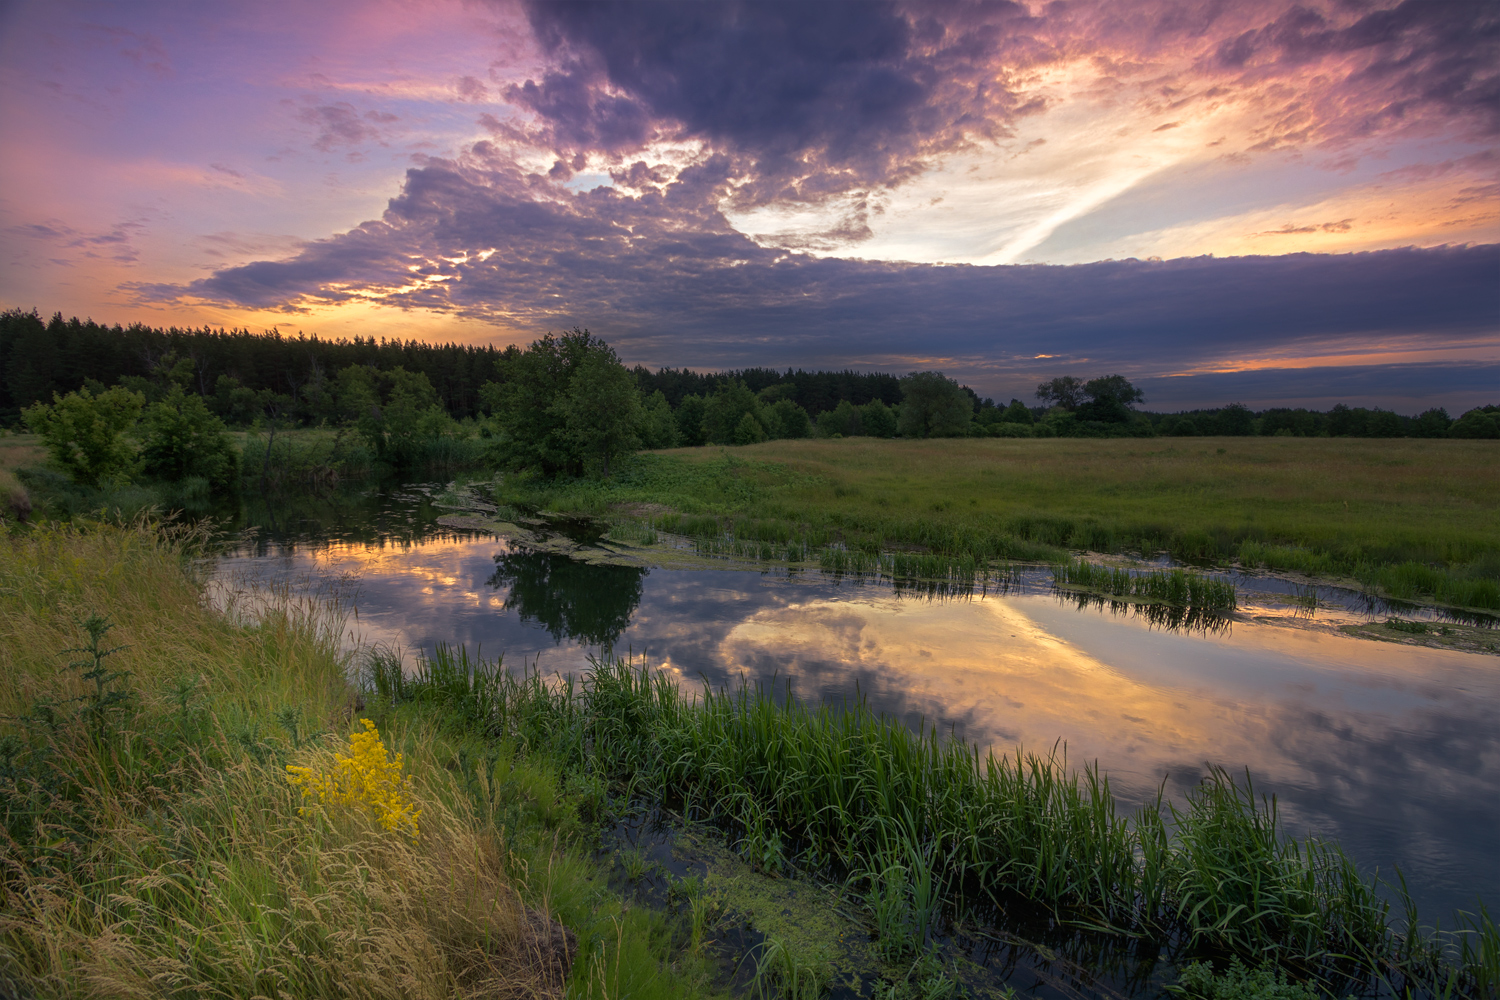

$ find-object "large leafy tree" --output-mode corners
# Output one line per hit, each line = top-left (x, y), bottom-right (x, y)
(358, 367), (458, 468)
(897, 371), (972, 438)
(482, 329), (605, 476)
(482, 329), (643, 476)
(702, 380), (763, 445)
(1076, 375), (1145, 423)
(637, 390), (679, 450)
(557, 348), (642, 475)
(674, 394), (708, 446)
(1035, 376), (1087, 410)
(860, 399), (897, 438)
(139, 387), (240, 491)
(1001, 399), (1034, 425)
(486, 550), (645, 647)
(23, 386), (144, 487)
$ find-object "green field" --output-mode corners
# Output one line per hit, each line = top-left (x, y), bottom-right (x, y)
(505, 436), (1500, 610)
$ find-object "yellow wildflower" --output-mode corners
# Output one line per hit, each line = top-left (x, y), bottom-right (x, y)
(286, 719), (420, 838)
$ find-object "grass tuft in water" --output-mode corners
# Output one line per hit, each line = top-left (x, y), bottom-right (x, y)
(1052, 559), (1237, 611)
(395, 649), (1491, 996)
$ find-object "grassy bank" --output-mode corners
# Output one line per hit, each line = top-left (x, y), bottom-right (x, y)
(2, 522), (1496, 998)
(499, 437), (1500, 611)
(0, 522), (716, 999)
(237, 425), (489, 492)
(0, 433), (41, 523)
(381, 648), (1497, 998)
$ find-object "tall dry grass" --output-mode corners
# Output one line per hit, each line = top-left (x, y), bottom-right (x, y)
(0, 521), (572, 999)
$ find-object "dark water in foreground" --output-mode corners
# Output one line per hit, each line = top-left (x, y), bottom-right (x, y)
(215, 486), (1500, 925)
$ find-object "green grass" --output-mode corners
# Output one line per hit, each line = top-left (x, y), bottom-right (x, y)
(375, 646), (1498, 999)
(0, 522), (723, 1000)
(1053, 560), (1238, 611)
(499, 437), (1500, 611)
(7, 522), (1497, 997)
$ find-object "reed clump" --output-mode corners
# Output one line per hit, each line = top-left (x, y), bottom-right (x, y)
(404, 649), (1495, 997)
(1052, 560), (1238, 611)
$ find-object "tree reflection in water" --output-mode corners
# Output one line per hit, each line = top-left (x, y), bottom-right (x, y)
(486, 549), (646, 648)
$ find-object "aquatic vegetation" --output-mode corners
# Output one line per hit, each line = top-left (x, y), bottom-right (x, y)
(748, 934), (833, 1000)
(403, 648), (1493, 996)
(1357, 559), (1500, 611)
(1167, 958), (1320, 1000)
(1052, 559), (1237, 611)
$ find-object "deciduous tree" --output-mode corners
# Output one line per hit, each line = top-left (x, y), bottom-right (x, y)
(897, 371), (972, 438)
(23, 386), (144, 487)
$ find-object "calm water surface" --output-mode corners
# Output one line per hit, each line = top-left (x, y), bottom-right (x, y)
(216, 487), (1500, 923)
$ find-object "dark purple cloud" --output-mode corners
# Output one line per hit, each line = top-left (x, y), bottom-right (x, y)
(509, 0), (1500, 206)
(116, 2), (1500, 413)
(141, 152), (1498, 409)
(514, 0), (1045, 204)
(1209, 0), (1500, 139)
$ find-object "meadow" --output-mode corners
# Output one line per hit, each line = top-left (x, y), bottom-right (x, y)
(504, 436), (1500, 611)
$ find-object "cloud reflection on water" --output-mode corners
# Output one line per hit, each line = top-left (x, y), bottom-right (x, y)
(215, 533), (1500, 919)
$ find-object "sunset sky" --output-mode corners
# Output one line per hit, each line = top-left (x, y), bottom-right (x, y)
(1, 0), (1496, 409)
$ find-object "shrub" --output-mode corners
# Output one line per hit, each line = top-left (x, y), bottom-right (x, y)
(733, 410), (768, 445)
(817, 399), (864, 438)
(22, 385), (144, 487)
(1172, 418), (1200, 437)
(767, 397), (812, 439)
(139, 387), (240, 491)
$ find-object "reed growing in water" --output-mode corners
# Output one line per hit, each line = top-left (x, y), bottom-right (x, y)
(375, 647), (1497, 998)
(1052, 559), (1238, 611)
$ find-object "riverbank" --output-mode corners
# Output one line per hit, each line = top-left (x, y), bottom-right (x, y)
(490, 438), (1500, 615)
(0, 521), (721, 999)
(4, 521), (1496, 999)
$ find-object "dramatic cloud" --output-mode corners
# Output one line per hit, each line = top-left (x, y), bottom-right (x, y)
(5, 0), (1497, 409)
(514, 0), (1045, 204)
(509, 0), (1500, 207)
(145, 151), (1498, 407)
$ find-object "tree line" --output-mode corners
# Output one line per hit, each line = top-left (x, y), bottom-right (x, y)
(0, 309), (509, 425)
(8, 309), (1498, 494)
